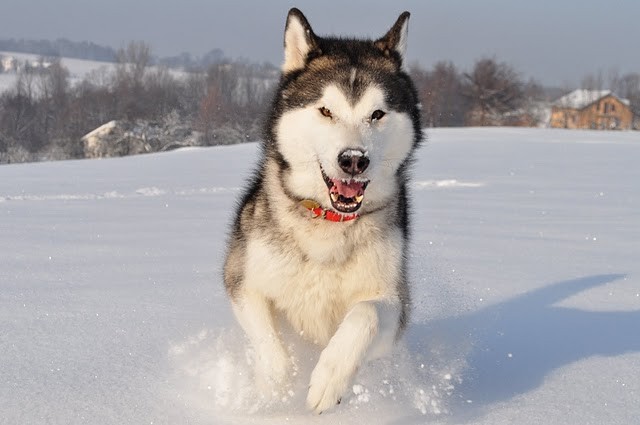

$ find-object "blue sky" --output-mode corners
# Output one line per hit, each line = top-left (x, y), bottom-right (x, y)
(3, 0), (639, 86)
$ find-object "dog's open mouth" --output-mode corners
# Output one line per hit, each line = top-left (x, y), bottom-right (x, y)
(321, 168), (369, 213)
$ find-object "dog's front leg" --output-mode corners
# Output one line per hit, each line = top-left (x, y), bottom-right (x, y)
(306, 300), (399, 414)
(232, 290), (289, 393)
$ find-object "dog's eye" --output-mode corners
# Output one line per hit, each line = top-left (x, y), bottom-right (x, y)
(370, 110), (386, 121)
(319, 107), (333, 118)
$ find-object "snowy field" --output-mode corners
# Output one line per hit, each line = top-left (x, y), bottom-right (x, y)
(0, 51), (116, 94)
(0, 51), (185, 94)
(1, 127), (639, 424)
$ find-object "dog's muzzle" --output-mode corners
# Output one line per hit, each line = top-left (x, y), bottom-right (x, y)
(321, 149), (370, 213)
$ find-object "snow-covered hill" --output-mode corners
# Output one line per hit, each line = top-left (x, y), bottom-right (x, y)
(0, 51), (115, 93)
(1, 128), (638, 424)
(0, 51), (187, 94)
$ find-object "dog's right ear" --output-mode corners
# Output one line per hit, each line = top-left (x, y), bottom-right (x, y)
(283, 8), (320, 73)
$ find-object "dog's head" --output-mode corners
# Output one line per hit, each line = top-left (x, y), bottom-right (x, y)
(267, 8), (421, 215)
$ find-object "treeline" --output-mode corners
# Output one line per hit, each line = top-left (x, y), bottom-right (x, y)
(410, 58), (546, 127)
(1, 40), (639, 164)
(411, 60), (640, 128)
(0, 50), (558, 164)
(0, 42), (278, 163)
(0, 38), (117, 63)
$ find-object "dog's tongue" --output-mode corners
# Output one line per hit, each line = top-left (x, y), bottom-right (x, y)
(330, 178), (365, 198)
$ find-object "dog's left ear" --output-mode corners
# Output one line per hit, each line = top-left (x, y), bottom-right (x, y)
(375, 11), (410, 66)
(283, 8), (320, 73)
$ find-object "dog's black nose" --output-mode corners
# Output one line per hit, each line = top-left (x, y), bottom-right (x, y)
(338, 149), (369, 175)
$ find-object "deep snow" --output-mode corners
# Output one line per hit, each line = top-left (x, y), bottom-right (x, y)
(1, 128), (638, 424)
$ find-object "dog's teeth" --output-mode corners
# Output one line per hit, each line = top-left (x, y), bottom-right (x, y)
(330, 192), (339, 202)
(355, 194), (364, 203)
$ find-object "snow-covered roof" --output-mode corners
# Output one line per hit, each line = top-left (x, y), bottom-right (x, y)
(553, 89), (630, 109)
(81, 120), (118, 141)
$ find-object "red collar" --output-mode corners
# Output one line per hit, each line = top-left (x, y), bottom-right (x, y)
(300, 200), (359, 222)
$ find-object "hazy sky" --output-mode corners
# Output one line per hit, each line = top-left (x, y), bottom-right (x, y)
(3, 0), (639, 86)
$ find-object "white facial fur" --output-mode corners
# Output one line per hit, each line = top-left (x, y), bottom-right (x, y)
(276, 84), (415, 209)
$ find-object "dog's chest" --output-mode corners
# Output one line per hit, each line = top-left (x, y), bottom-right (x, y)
(276, 262), (354, 344)
(244, 225), (401, 345)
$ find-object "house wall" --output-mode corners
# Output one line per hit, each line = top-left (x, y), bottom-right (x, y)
(550, 95), (634, 130)
(582, 95), (633, 130)
(550, 107), (578, 129)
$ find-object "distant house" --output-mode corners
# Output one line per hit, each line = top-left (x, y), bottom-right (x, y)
(550, 89), (635, 130)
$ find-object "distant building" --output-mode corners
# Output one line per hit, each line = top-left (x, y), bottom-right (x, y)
(550, 89), (635, 130)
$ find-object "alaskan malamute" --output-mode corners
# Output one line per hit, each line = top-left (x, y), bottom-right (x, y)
(224, 8), (422, 413)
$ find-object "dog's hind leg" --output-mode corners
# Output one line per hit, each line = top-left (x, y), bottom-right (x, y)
(306, 300), (400, 414)
(232, 289), (290, 393)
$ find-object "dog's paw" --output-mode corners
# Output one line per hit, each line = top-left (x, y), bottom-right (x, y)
(254, 347), (290, 395)
(306, 357), (349, 414)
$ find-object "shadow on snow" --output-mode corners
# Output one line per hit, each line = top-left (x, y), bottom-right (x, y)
(407, 273), (640, 422)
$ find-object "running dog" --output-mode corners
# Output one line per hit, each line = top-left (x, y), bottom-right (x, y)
(223, 8), (422, 413)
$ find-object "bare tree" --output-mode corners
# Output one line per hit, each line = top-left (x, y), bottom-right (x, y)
(15, 61), (37, 102)
(115, 41), (151, 88)
(196, 82), (226, 143)
(144, 66), (181, 119)
(179, 72), (207, 120)
(0, 63), (44, 151)
(462, 58), (524, 126)
(114, 41), (152, 119)
(581, 70), (605, 91)
(0, 40), (286, 163)
(412, 61), (467, 127)
(37, 58), (70, 137)
(617, 73), (640, 125)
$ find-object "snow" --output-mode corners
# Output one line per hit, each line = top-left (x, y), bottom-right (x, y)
(0, 72), (19, 93)
(0, 51), (116, 93)
(553, 89), (631, 109)
(0, 51), (186, 94)
(82, 120), (118, 140)
(1, 127), (639, 424)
